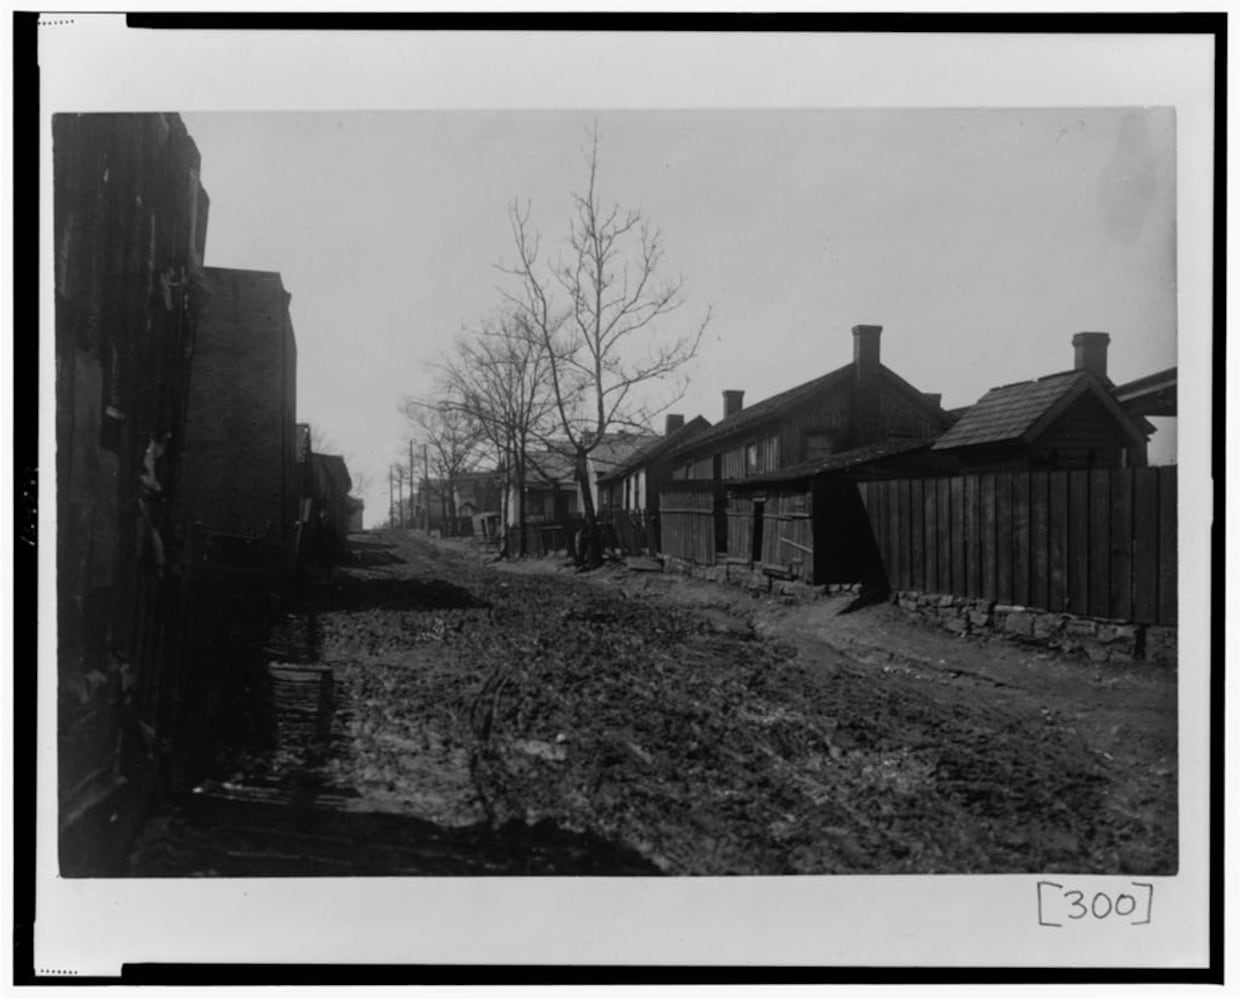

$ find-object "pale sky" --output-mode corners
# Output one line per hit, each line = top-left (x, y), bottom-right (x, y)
(181, 108), (1178, 521)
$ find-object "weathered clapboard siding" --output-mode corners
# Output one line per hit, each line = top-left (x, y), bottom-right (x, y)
(762, 491), (814, 580)
(721, 432), (780, 480)
(859, 468), (1176, 626)
(1036, 392), (1133, 470)
(726, 493), (754, 560)
(672, 455), (715, 481)
(660, 485), (717, 565)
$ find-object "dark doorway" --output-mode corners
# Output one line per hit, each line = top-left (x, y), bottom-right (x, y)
(751, 499), (765, 564)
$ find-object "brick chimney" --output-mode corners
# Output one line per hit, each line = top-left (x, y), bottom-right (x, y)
(664, 413), (685, 436)
(852, 324), (882, 380)
(1073, 331), (1110, 379)
(722, 390), (744, 419)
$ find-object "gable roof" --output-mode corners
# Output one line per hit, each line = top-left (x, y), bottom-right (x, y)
(596, 416), (713, 485)
(932, 370), (1150, 452)
(671, 362), (949, 459)
(674, 364), (852, 456)
(726, 436), (941, 488)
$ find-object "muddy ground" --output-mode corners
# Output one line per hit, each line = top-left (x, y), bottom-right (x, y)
(129, 529), (1176, 876)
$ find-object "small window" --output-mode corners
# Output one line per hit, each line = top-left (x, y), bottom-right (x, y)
(745, 442), (759, 475)
(804, 431), (835, 462)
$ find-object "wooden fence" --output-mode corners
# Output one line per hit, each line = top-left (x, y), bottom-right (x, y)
(506, 517), (584, 558)
(858, 468), (1176, 626)
(726, 491), (815, 578)
(601, 510), (660, 556)
(659, 485), (718, 565)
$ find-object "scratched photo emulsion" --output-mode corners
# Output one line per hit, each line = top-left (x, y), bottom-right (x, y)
(54, 108), (1177, 878)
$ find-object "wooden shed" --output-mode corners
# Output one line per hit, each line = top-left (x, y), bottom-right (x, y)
(723, 439), (956, 587)
(931, 333), (1155, 472)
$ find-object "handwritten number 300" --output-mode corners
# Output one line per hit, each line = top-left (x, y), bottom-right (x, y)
(1064, 890), (1138, 920)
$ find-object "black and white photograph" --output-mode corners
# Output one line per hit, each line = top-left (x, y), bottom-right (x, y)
(28, 14), (1220, 979)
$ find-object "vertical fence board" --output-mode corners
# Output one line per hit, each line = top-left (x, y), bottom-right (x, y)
(1011, 473), (1030, 606)
(910, 479), (924, 593)
(1030, 472), (1049, 611)
(923, 479), (938, 593)
(1088, 470), (1112, 618)
(886, 482), (900, 588)
(1109, 469), (1134, 621)
(1067, 471), (1090, 615)
(1048, 471), (1069, 612)
(1158, 468), (1177, 625)
(896, 479), (910, 590)
(963, 476), (978, 598)
(866, 482), (882, 574)
(995, 474), (1013, 603)
(1132, 468), (1159, 623)
(936, 479), (952, 593)
(980, 474), (997, 599)
(949, 478), (965, 595)
(851, 469), (1172, 626)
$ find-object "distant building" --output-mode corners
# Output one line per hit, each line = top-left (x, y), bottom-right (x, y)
(513, 432), (660, 527)
(931, 333), (1154, 471)
(308, 452), (353, 546)
(176, 267), (298, 566)
(347, 496), (364, 533)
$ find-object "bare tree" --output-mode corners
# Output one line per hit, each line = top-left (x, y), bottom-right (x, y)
(401, 398), (484, 534)
(390, 463), (407, 528)
(500, 126), (710, 566)
(439, 311), (558, 556)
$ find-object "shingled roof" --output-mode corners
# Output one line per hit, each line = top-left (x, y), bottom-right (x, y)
(932, 370), (1148, 452)
(726, 436), (940, 487)
(527, 432), (662, 485)
(672, 365), (852, 456)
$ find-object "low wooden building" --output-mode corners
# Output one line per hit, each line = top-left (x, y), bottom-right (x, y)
(721, 438), (955, 587)
(931, 333), (1154, 472)
(596, 413), (712, 554)
(665, 323), (953, 561)
(670, 324), (953, 484)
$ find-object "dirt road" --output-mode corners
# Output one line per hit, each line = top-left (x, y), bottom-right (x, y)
(129, 530), (1176, 876)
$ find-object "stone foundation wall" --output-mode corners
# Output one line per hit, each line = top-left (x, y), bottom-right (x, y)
(658, 557), (1176, 669)
(892, 591), (1176, 668)
(662, 557), (834, 602)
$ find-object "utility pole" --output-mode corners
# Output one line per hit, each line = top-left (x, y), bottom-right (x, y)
(409, 439), (416, 533)
(388, 466), (394, 528)
(423, 443), (431, 532)
(399, 467), (407, 529)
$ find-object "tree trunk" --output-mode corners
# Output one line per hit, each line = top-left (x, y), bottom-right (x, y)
(515, 442), (528, 558)
(574, 451), (601, 568)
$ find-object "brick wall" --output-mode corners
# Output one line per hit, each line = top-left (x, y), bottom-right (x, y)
(177, 267), (297, 562)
